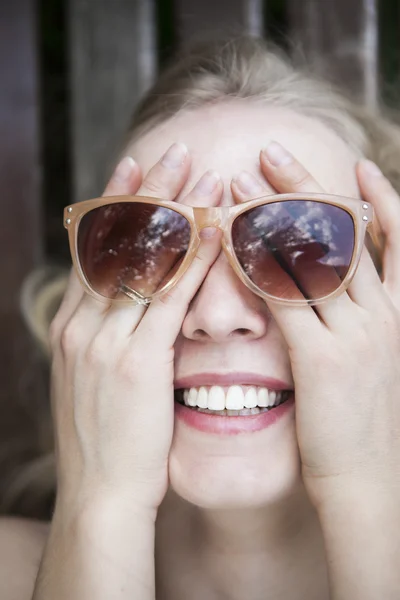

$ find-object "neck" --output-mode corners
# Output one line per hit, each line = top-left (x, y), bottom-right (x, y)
(196, 484), (314, 552)
(156, 485), (329, 600)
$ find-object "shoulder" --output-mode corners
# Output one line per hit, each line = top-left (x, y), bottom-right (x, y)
(0, 516), (50, 600)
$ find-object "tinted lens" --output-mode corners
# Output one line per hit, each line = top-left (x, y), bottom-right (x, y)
(231, 200), (355, 302)
(77, 202), (192, 300)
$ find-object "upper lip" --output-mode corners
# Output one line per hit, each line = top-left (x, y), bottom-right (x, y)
(174, 372), (293, 390)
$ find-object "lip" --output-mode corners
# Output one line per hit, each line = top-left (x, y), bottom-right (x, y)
(174, 393), (295, 435)
(174, 372), (293, 390)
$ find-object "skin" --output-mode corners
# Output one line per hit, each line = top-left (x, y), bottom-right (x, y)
(31, 100), (400, 600)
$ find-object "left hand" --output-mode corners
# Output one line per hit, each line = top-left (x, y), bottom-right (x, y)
(231, 141), (400, 510)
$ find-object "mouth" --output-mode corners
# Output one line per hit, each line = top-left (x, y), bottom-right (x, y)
(174, 385), (293, 417)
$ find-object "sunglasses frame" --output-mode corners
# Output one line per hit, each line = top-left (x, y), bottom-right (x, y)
(64, 193), (384, 307)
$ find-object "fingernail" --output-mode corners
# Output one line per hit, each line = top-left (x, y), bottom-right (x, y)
(362, 159), (382, 177)
(195, 170), (221, 195)
(161, 142), (188, 168)
(262, 141), (293, 167)
(114, 156), (135, 181)
(200, 227), (217, 239)
(234, 171), (263, 195)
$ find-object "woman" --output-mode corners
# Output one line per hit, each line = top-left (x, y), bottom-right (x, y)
(2, 36), (400, 600)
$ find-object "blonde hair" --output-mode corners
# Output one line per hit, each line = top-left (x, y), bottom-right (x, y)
(5, 35), (400, 518)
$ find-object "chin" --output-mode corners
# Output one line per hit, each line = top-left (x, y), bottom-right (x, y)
(168, 420), (302, 509)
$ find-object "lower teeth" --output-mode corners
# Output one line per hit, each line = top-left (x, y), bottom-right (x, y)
(177, 402), (287, 416)
(196, 405), (279, 416)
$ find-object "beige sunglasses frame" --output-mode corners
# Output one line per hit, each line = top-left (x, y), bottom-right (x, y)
(64, 193), (384, 307)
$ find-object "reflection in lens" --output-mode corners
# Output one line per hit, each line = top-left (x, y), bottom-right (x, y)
(77, 203), (192, 300)
(231, 200), (355, 301)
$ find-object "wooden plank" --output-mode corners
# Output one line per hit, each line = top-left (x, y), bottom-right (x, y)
(286, 0), (378, 109)
(174, 0), (265, 46)
(378, 0), (400, 107)
(0, 0), (46, 514)
(69, 0), (157, 204)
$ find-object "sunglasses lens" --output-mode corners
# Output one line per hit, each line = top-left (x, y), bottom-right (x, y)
(231, 200), (355, 302)
(77, 202), (192, 300)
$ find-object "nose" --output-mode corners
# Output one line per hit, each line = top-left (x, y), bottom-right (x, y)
(181, 252), (271, 343)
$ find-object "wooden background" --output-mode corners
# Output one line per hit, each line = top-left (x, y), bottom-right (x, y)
(1, 0), (399, 517)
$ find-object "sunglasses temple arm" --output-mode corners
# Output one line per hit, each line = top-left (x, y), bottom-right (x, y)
(366, 217), (386, 277)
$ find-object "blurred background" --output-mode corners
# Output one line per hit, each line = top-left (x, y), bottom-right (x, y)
(1, 0), (400, 518)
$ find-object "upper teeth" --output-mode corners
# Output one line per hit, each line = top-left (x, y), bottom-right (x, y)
(182, 386), (286, 411)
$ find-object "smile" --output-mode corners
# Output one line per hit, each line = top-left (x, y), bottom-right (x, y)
(174, 385), (292, 416)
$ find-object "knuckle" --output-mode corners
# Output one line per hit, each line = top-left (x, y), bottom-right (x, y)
(156, 252), (209, 309)
(84, 333), (112, 368)
(185, 248), (209, 274)
(114, 349), (142, 383)
(304, 345), (329, 368)
(314, 348), (342, 376)
(381, 176), (397, 197)
(352, 309), (371, 340)
(382, 306), (400, 346)
(141, 178), (164, 196)
(302, 335), (339, 369)
(59, 320), (84, 355)
(192, 250), (207, 266)
(289, 167), (312, 189)
(49, 315), (62, 350)
(158, 288), (179, 307)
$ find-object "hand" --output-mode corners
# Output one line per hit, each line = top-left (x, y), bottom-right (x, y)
(231, 142), (400, 510)
(49, 144), (223, 516)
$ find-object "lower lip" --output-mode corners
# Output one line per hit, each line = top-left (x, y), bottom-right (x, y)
(174, 393), (295, 435)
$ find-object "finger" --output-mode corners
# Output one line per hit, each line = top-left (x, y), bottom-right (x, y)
(126, 170), (225, 347)
(256, 147), (389, 324)
(101, 170), (224, 342)
(103, 155), (142, 197)
(60, 157), (143, 353)
(231, 169), (352, 330)
(260, 141), (324, 193)
(135, 230), (223, 349)
(181, 169), (223, 207)
(49, 268), (84, 347)
(137, 142), (190, 200)
(136, 170), (222, 299)
(105, 145), (192, 302)
(357, 159), (400, 300)
(345, 246), (387, 311)
(231, 170), (270, 202)
(315, 245), (389, 332)
(66, 146), (190, 348)
(97, 145), (193, 340)
(53, 157), (142, 344)
(263, 300), (323, 353)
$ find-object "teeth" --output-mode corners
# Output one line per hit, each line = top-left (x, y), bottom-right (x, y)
(199, 407), (267, 416)
(258, 387), (269, 407)
(208, 387), (225, 410)
(197, 386), (208, 409)
(187, 388), (197, 407)
(179, 385), (287, 411)
(226, 385), (245, 409)
(244, 387), (258, 408)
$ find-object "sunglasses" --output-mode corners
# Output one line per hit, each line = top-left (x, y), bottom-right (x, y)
(64, 193), (383, 307)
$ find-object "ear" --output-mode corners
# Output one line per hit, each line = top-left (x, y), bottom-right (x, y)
(20, 265), (69, 358)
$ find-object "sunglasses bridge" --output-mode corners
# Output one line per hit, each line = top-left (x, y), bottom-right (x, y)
(190, 206), (231, 232)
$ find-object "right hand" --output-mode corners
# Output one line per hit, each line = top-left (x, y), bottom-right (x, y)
(49, 143), (223, 517)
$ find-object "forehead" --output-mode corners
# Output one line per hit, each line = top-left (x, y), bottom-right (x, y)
(129, 100), (361, 204)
